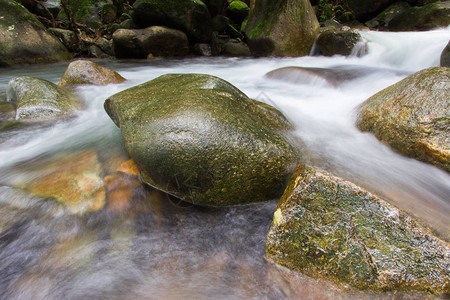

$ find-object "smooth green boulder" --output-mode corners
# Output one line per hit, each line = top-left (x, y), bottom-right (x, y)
(441, 41), (450, 68)
(59, 60), (126, 87)
(6, 76), (82, 122)
(244, 0), (319, 57)
(315, 28), (363, 57)
(0, 0), (71, 66)
(132, 0), (213, 42)
(104, 74), (299, 206)
(343, 0), (396, 21)
(388, 2), (450, 31)
(357, 67), (449, 172)
(267, 164), (450, 293)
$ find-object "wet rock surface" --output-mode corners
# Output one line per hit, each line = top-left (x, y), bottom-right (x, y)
(59, 60), (126, 87)
(244, 0), (319, 57)
(267, 164), (450, 293)
(0, 0), (72, 66)
(357, 67), (450, 172)
(104, 73), (300, 206)
(6, 76), (82, 122)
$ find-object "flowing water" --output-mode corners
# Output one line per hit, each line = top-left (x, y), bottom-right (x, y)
(0, 28), (449, 299)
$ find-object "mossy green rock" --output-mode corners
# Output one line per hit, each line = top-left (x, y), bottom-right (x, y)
(0, 0), (72, 66)
(6, 76), (82, 121)
(388, 2), (450, 31)
(132, 0), (212, 42)
(227, 0), (249, 23)
(357, 67), (449, 172)
(104, 74), (299, 206)
(244, 0), (319, 57)
(315, 28), (362, 57)
(267, 164), (450, 293)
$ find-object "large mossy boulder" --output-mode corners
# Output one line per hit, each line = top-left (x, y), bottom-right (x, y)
(132, 0), (213, 42)
(244, 0), (319, 57)
(112, 26), (189, 58)
(267, 164), (450, 293)
(343, 0), (396, 21)
(59, 60), (126, 87)
(315, 28), (363, 57)
(357, 67), (449, 172)
(6, 76), (82, 122)
(388, 2), (450, 31)
(0, 0), (72, 66)
(104, 74), (300, 206)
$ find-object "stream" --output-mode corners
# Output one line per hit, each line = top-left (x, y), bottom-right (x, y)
(0, 28), (449, 299)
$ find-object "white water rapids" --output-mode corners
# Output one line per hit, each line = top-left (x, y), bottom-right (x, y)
(0, 28), (449, 299)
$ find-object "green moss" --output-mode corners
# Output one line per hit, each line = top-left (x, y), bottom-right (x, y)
(267, 165), (450, 293)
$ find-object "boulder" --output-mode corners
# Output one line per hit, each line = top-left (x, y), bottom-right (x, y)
(132, 0), (213, 42)
(191, 43), (212, 56)
(343, 0), (396, 21)
(357, 67), (449, 172)
(48, 28), (79, 52)
(22, 151), (105, 214)
(267, 164), (450, 293)
(227, 0), (250, 23)
(315, 28), (363, 57)
(244, 0), (319, 57)
(0, 0), (71, 66)
(6, 76), (82, 122)
(104, 73), (299, 206)
(222, 42), (251, 56)
(365, 2), (411, 30)
(388, 2), (450, 31)
(113, 26), (189, 58)
(441, 41), (450, 68)
(59, 60), (126, 87)
(95, 37), (115, 56)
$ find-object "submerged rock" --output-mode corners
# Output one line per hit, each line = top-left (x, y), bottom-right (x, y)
(23, 151), (105, 214)
(357, 67), (449, 172)
(244, 0), (319, 57)
(59, 60), (126, 87)
(104, 73), (299, 206)
(0, 0), (72, 66)
(265, 65), (404, 87)
(315, 28), (363, 57)
(6, 76), (82, 122)
(267, 164), (450, 293)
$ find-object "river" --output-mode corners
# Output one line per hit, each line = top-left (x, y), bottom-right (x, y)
(0, 28), (449, 299)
